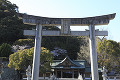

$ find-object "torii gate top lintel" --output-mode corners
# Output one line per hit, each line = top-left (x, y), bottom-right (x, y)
(18, 13), (116, 26)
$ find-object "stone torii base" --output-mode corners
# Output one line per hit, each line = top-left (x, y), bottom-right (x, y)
(18, 13), (116, 80)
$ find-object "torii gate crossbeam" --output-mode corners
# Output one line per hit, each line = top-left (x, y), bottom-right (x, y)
(18, 13), (116, 80)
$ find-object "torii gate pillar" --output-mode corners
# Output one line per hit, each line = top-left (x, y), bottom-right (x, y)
(89, 24), (99, 80)
(31, 24), (42, 80)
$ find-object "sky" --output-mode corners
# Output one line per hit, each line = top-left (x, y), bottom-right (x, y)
(9, 0), (120, 42)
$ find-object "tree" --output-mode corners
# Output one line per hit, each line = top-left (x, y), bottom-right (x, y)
(8, 47), (53, 72)
(97, 40), (120, 72)
(51, 47), (67, 60)
(0, 0), (35, 44)
(0, 0), (24, 44)
(42, 36), (80, 60)
(0, 43), (12, 57)
(77, 36), (102, 64)
(14, 39), (34, 47)
(39, 47), (53, 78)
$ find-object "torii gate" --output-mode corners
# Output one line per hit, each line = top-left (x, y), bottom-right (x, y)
(18, 13), (116, 80)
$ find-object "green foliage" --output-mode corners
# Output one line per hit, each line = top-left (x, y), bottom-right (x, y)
(0, 43), (12, 57)
(8, 47), (53, 73)
(0, 0), (25, 44)
(42, 36), (80, 60)
(0, 0), (35, 44)
(77, 36), (90, 64)
(0, 57), (9, 61)
(8, 47), (34, 70)
(40, 47), (53, 73)
(77, 36), (102, 64)
(97, 40), (120, 72)
(14, 39), (34, 47)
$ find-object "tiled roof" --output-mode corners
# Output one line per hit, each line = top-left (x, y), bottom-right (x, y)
(51, 56), (102, 72)
(51, 56), (85, 69)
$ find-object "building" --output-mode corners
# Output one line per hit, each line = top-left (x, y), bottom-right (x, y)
(51, 56), (102, 79)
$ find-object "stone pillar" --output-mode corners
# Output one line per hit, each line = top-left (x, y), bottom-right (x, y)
(31, 24), (42, 80)
(26, 65), (32, 80)
(114, 77), (116, 80)
(84, 74), (85, 78)
(89, 24), (99, 80)
(102, 66), (108, 80)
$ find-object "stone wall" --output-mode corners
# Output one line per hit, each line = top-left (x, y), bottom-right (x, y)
(1, 61), (18, 80)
